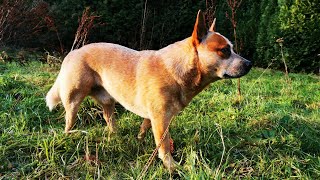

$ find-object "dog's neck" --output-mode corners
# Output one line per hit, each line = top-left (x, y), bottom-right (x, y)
(158, 37), (199, 85)
(158, 37), (218, 102)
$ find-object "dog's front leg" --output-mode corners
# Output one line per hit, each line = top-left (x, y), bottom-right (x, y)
(150, 115), (177, 172)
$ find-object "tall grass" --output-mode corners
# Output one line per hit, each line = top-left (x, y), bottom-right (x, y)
(0, 62), (319, 179)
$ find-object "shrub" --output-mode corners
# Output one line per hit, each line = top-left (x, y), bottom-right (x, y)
(0, 0), (54, 47)
(277, 0), (320, 73)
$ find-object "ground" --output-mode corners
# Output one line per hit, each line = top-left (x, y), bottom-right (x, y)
(0, 61), (319, 179)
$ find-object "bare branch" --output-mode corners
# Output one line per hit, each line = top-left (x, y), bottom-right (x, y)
(71, 7), (101, 51)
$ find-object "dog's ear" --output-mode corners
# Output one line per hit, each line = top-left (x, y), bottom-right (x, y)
(209, 18), (216, 32)
(192, 10), (207, 46)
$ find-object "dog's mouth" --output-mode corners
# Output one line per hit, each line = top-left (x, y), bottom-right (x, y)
(223, 70), (250, 79)
(222, 60), (252, 79)
(223, 74), (237, 79)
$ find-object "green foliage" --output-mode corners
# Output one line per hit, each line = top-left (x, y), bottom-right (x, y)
(1, 0), (319, 72)
(215, 0), (319, 73)
(47, 0), (204, 50)
(255, 0), (281, 69)
(1, 61), (320, 178)
(277, 0), (320, 72)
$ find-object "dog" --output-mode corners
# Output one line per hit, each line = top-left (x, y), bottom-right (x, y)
(46, 10), (252, 171)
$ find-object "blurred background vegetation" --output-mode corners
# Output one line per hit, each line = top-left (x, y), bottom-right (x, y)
(0, 0), (319, 73)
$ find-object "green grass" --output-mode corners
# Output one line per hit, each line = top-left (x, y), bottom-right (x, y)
(0, 61), (319, 179)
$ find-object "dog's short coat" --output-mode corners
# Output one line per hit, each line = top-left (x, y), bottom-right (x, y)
(46, 10), (252, 171)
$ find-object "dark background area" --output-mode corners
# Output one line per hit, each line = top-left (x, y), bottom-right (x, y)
(0, 0), (319, 73)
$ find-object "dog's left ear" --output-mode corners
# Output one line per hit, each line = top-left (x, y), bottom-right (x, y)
(192, 10), (207, 46)
(209, 18), (216, 32)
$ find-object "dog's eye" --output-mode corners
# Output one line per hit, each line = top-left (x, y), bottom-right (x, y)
(220, 47), (231, 57)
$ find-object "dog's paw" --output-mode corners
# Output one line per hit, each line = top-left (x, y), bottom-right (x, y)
(137, 130), (147, 141)
(106, 125), (117, 134)
(162, 154), (178, 173)
(64, 128), (71, 134)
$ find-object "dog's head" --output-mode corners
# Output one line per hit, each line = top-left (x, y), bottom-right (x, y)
(192, 11), (252, 80)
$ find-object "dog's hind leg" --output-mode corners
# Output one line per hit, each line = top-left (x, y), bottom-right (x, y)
(90, 87), (117, 133)
(61, 91), (87, 133)
(101, 101), (116, 133)
(137, 118), (151, 140)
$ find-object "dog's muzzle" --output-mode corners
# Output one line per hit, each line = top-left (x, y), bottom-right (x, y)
(223, 59), (252, 79)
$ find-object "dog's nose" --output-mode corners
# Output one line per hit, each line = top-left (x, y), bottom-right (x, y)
(245, 60), (252, 69)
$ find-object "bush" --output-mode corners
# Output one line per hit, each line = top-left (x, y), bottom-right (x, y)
(1, 0), (319, 73)
(0, 0), (54, 48)
(254, 0), (281, 70)
(215, 0), (319, 73)
(277, 0), (320, 73)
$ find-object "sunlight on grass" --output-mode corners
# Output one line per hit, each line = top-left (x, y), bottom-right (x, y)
(0, 62), (319, 178)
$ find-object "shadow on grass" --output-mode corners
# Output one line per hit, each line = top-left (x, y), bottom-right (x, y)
(170, 99), (320, 178)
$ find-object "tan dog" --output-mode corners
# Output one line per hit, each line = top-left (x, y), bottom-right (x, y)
(46, 10), (252, 171)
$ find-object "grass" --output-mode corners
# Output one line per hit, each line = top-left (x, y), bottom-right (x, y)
(0, 61), (319, 179)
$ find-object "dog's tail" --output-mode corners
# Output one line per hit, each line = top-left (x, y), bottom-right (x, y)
(46, 80), (61, 111)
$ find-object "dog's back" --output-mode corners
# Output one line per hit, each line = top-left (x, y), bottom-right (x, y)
(46, 43), (173, 118)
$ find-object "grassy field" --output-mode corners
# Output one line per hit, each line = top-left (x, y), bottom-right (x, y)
(0, 61), (319, 179)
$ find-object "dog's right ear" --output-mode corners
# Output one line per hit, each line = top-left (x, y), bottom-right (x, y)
(192, 10), (207, 46)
